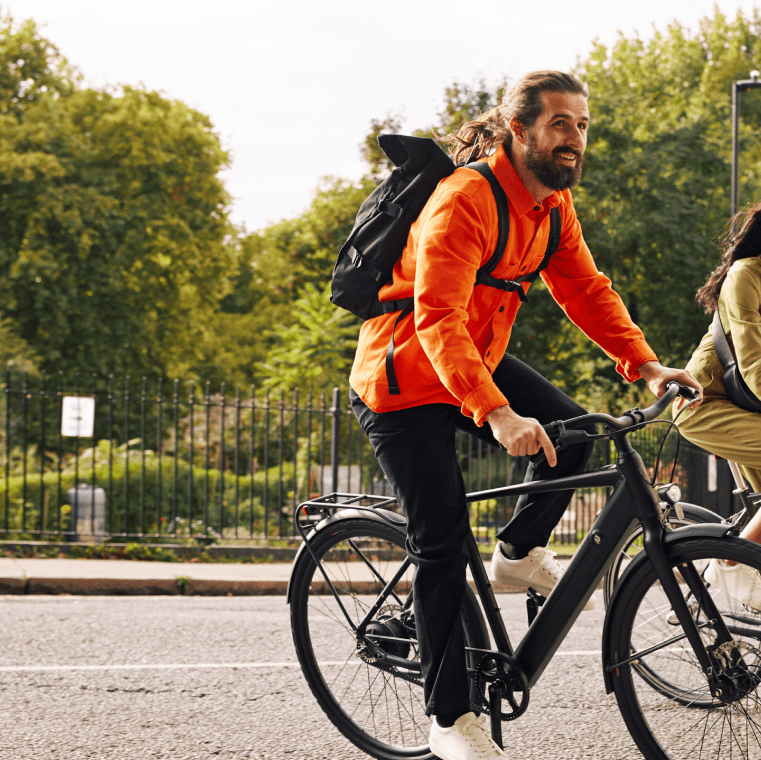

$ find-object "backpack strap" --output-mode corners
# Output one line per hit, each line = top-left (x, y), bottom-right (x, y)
(712, 307), (736, 371)
(476, 207), (561, 301)
(465, 162), (510, 281)
(463, 163), (562, 302)
(385, 300), (414, 395)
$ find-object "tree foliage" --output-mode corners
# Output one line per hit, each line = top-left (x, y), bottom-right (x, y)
(0, 12), (233, 381)
(567, 7), (761, 402)
(208, 177), (371, 390)
(257, 283), (358, 391)
(0, 8), (77, 119)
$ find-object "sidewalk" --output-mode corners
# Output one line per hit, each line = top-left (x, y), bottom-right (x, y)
(0, 556), (295, 596)
(0, 554), (576, 597)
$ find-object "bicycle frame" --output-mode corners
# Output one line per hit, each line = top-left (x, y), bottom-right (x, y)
(726, 459), (761, 527)
(293, 432), (734, 691)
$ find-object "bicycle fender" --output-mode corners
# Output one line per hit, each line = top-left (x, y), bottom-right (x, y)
(601, 522), (732, 694)
(672, 502), (725, 525)
(286, 508), (407, 604)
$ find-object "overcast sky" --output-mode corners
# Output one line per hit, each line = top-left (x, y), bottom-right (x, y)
(6, 0), (761, 232)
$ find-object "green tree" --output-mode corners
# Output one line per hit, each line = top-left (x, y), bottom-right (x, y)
(421, 77), (508, 139)
(206, 177), (370, 389)
(0, 316), (38, 373)
(257, 282), (358, 391)
(0, 8), (77, 119)
(0, 84), (233, 380)
(361, 112), (404, 181)
(569, 6), (761, 402)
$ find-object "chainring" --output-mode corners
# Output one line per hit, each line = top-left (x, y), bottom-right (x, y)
(475, 652), (530, 721)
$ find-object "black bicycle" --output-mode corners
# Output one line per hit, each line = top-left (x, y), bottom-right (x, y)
(288, 383), (761, 760)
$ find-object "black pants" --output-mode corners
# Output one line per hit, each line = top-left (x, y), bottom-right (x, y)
(350, 354), (594, 717)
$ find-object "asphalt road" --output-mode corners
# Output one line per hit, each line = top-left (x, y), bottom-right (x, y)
(0, 593), (645, 759)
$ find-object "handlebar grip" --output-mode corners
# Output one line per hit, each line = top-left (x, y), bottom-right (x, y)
(676, 384), (700, 402)
(629, 381), (681, 423)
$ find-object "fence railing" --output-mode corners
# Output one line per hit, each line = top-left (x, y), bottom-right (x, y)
(0, 371), (738, 545)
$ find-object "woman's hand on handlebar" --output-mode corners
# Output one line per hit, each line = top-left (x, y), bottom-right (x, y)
(485, 405), (557, 467)
(638, 361), (703, 410)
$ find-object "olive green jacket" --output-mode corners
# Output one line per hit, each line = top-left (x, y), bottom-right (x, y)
(686, 257), (761, 400)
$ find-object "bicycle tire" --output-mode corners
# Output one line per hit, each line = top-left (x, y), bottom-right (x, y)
(606, 535), (761, 760)
(290, 517), (490, 760)
(602, 503), (723, 606)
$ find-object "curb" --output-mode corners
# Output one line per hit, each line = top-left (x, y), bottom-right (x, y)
(0, 577), (293, 596)
(0, 577), (534, 597)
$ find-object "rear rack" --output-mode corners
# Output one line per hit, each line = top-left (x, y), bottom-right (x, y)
(294, 492), (402, 541)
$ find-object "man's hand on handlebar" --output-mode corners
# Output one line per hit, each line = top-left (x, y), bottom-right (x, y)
(637, 361), (703, 410)
(485, 405), (558, 467)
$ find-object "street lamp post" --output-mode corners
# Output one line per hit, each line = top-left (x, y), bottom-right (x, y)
(731, 70), (761, 219)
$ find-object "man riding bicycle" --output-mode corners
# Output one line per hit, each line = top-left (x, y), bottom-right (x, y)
(349, 70), (702, 760)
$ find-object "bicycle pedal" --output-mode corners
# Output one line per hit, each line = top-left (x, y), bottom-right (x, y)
(526, 589), (546, 626)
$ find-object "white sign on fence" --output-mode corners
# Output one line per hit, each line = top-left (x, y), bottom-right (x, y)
(61, 396), (95, 438)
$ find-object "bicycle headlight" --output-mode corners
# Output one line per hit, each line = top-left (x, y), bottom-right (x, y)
(657, 483), (682, 504)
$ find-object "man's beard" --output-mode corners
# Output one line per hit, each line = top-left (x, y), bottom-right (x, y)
(525, 134), (583, 191)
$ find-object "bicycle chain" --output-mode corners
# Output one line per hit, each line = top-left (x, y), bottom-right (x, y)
(354, 648), (423, 687)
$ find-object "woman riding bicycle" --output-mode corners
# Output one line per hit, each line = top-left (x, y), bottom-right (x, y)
(675, 201), (761, 605)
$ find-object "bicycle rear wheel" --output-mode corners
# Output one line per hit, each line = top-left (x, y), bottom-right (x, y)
(606, 536), (761, 760)
(289, 516), (490, 760)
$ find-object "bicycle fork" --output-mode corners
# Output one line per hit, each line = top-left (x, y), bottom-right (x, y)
(639, 515), (735, 680)
(616, 438), (736, 694)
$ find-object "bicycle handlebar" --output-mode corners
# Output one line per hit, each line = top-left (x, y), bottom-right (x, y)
(543, 382), (696, 441)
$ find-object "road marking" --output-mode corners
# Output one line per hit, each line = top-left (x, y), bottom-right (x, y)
(0, 663), (307, 672)
(0, 651), (598, 673)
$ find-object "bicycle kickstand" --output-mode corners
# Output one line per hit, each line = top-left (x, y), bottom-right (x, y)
(488, 682), (504, 749)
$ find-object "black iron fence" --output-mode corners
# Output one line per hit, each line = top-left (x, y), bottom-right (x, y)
(0, 371), (739, 545)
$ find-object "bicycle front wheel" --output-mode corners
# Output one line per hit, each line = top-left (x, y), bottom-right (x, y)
(607, 536), (761, 760)
(602, 503), (723, 606)
(289, 516), (490, 760)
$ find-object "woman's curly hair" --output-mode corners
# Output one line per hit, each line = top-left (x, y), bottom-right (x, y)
(696, 201), (761, 314)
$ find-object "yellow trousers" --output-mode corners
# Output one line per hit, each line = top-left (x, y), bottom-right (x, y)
(674, 392), (761, 492)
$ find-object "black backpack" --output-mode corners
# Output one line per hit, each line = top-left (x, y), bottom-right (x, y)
(331, 133), (561, 393)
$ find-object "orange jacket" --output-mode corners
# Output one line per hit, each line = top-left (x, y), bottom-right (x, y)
(349, 143), (657, 425)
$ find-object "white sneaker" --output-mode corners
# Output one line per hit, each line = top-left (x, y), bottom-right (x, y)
(429, 712), (508, 760)
(491, 542), (596, 611)
(705, 558), (761, 610)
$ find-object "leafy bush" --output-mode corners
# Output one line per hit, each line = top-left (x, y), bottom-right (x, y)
(0, 449), (297, 539)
